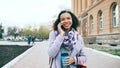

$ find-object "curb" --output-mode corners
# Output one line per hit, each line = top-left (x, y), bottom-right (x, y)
(86, 47), (120, 60)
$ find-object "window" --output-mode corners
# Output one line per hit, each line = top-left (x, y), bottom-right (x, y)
(112, 4), (119, 27)
(99, 12), (103, 29)
(99, 11), (103, 29)
(90, 15), (94, 31)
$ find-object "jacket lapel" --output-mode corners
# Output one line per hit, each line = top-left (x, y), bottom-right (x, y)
(70, 39), (82, 57)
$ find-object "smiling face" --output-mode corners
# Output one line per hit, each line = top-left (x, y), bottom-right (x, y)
(60, 12), (72, 32)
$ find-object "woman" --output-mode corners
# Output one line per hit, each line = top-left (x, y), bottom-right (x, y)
(48, 10), (87, 68)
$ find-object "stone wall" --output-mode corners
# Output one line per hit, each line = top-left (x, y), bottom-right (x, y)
(96, 33), (120, 45)
(83, 33), (120, 45)
(83, 36), (96, 44)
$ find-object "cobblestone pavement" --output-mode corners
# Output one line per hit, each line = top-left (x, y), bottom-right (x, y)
(1, 41), (120, 68)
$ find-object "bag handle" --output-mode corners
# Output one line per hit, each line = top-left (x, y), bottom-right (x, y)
(49, 57), (53, 68)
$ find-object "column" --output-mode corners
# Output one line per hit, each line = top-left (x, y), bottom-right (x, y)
(87, 0), (92, 8)
(82, 0), (87, 11)
(74, 0), (78, 16)
(78, 0), (82, 14)
(71, 0), (75, 13)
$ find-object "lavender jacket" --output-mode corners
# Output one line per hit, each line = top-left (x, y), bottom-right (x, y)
(48, 31), (87, 68)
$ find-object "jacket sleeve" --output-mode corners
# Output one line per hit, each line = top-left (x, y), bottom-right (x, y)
(76, 35), (87, 65)
(48, 31), (64, 58)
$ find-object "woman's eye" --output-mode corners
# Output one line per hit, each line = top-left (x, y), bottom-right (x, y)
(61, 18), (65, 21)
(61, 17), (71, 21)
(67, 17), (71, 20)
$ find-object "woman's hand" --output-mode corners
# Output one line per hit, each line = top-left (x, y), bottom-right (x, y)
(68, 57), (75, 65)
(57, 22), (65, 36)
(64, 57), (75, 65)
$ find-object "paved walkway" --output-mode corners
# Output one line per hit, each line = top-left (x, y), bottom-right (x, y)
(85, 48), (120, 68)
(1, 41), (120, 68)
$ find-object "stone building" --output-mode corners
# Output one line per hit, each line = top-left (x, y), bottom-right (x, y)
(71, 0), (120, 45)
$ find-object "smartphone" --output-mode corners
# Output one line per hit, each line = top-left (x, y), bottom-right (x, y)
(61, 25), (65, 31)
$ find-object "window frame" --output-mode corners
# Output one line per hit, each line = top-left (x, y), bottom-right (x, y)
(112, 4), (119, 27)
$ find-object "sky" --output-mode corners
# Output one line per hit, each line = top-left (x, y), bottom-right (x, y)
(0, 0), (71, 28)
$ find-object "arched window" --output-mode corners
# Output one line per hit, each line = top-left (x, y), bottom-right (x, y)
(90, 15), (94, 31)
(112, 4), (119, 27)
(98, 11), (103, 29)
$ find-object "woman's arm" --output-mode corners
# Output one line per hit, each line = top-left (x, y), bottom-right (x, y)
(77, 35), (87, 65)
(48, 31), (64, 58)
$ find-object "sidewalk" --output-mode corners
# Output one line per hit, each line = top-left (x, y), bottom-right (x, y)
(1, 41), (120, 68)
(85, 48), (120, 68)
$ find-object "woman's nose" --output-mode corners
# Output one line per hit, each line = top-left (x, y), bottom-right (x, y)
(64, 19), (68, 23)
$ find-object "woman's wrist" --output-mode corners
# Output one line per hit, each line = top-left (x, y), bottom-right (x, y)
(60, 31), (65, 37)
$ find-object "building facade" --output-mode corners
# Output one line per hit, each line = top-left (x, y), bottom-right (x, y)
(71, 0), (120, 45)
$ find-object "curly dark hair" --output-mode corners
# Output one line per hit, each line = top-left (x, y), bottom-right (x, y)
(53, 10), (80, 31)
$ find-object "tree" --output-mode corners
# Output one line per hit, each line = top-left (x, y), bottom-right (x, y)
(7, 26), (20, 39)
(22, 26), (32, 37)
(13, 25), (51, 41)
(38, 25), (51, 40)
